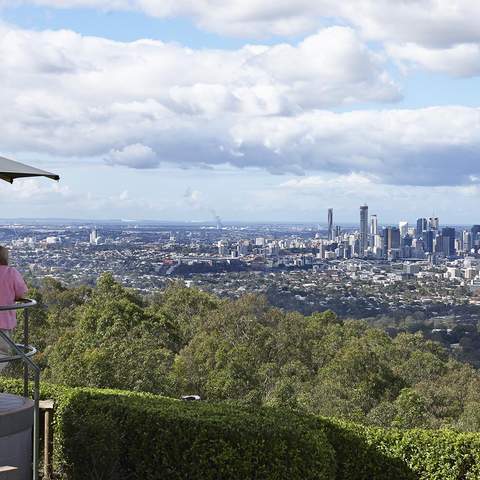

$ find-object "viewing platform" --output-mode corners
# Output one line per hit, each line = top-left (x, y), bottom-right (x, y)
(0, 299), (40, 480)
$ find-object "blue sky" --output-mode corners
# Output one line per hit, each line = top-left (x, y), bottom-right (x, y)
(1, 1), (480, 224)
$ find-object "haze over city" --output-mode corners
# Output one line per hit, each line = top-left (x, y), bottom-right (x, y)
(1, 2), (480, 222)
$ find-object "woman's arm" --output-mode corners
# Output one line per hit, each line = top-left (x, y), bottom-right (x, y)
(12, 268), (28, 300)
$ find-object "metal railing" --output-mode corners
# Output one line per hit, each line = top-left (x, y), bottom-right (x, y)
(0, 299), (40, 480)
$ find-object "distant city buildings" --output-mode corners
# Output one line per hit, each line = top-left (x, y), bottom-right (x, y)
(4, 209), (480, 298)
(315, 205), (479, 266)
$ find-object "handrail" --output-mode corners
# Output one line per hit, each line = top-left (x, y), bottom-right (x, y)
(0, 298), (40, 480)
(0, 298), (37, 312)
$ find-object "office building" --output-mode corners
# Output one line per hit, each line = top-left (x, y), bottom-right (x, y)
(327, 208), (333, 241)
(416, 218), (427, 237)
(429, 217), (439, 230)
(387, 227), (400, 250)
(360, 205), (369, 256)
(463, 231), (472, 253)
(434, 234), (444, 254)
(472, 225), (480, 250)
(423, 230), (434, 253)
(399, 221), (408, 238)
(370, 214), (378, 236)
(89, 228), (98, 245)
(383, 227), (400, 256)
(441, 227), (455, 257)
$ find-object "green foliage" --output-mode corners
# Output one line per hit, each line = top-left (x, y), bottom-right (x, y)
(320, 417), (480, 480)
(13, 274), (480, 431)
(4, 378), (480, 480)
(0, 379), (335, 480)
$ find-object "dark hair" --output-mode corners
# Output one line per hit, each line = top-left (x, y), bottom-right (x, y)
(0, 246), (9, 266)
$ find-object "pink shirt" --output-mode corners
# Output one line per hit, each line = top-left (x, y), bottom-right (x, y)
(0, 265), (28, 330)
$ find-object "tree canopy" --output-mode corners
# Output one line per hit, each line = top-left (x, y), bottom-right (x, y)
(9, 273), (480, 431)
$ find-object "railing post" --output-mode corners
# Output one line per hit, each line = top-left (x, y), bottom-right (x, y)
(32, 369), (40, 480)
(23, 308), (29, 398)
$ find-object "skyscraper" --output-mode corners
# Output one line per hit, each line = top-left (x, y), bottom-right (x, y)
(441, 227), (455, 257)
(471, 225), (480, 250)
(424, 230), (434, 253)
(360, 205), (369, 256)
(327, 208), (333, 241)
(399, 221), (408, 238)
(89, 228), (98, 245)
(370, 214), (378, 236)
(385, 227), (400, 250)
(463, 230), (472, 253)
(429, 217), (439, 230)
(416, 218), (427, 237)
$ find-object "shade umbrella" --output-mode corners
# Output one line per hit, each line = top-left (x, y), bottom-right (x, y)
(0, 155), (60, 183)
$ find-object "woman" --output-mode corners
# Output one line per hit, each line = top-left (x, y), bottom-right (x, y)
(0, 246), (28, 372)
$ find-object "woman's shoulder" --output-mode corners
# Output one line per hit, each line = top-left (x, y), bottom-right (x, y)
(0, 265), (22, 276)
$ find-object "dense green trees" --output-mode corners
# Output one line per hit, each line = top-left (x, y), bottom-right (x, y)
(8, 273), (480, 430)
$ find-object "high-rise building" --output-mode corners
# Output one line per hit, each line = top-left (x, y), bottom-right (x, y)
(370, 214), (378, 236)
(385, 227), (400, 250)
(399, 221), (408, 238)
(327, 208), (333, 241)
(218, 240), (228, 256)
(463, 231), (472, 253)
(434, 234), (444, 254)
(359, 205), (369, 256)
(416, 218), (427, 237)
(429, 217), (439, 230)
(471, 225), (480, 250)
(89, 228), (98, 245)
(424, 230), (434, 253)
(441, 227), (455, 257)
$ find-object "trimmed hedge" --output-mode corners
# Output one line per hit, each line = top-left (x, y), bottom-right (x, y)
(319, 418), (480, 480)
(0, 378), (335, 480)
(2, 378), (480, 479)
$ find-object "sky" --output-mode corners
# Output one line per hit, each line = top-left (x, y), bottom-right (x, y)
(1, 1), (480, 224)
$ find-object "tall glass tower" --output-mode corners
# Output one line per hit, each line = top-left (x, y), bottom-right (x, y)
(327, 208), (333, 240)
(370, 214), (378, 236)
(360, 204), (369, 256)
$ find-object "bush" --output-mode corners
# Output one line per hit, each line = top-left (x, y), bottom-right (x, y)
(0, 379), (335, 480)
(320, 417), (480, 480)
(3, 378), (480, 479)
(318, 419), (415, 480)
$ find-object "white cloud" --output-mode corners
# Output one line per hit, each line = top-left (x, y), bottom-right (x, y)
(10, 0), (480, 78)
(0, 24), (401, 165)
(182, 187), (203, 209)
(0, 177), (160, 217)
(267, 172), (480, 223)
(105, 144), (159, 168)
(0, 25), (398, 117)
(387, 42), (480, 77)
(229, 107), (480, 185)
(9, 0), (480, 46)
(1, 24), (480, 188)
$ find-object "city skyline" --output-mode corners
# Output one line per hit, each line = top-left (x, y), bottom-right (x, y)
(1, 3), (480, 221)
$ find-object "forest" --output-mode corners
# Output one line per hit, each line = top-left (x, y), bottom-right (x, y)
(10, 273), (480, 431)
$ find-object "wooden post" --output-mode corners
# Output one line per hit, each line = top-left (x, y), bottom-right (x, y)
(0, 466), (18, 480)
(39, 400), (54, 480)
